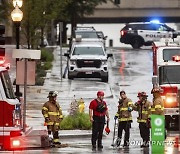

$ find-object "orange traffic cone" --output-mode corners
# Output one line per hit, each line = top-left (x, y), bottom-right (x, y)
(174, 136), (179, 148)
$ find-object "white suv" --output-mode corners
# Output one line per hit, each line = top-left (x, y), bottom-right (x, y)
(64, 41), (112, 82)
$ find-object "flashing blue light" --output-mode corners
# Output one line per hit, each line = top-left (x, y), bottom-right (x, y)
(150, 19), (160, 24)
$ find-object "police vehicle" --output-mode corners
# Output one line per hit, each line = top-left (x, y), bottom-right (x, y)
(64, 38), (112, 82)
(120, 21), (178, 49)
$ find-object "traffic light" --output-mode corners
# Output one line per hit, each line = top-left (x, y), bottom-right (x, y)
(0, 25), (5, 45)
(114, 0), (120, 4)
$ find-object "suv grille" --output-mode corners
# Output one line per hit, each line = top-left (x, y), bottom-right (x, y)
(76, 60), (101, 68)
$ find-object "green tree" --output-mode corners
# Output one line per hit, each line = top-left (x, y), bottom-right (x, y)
(61, 0), (108, 36)
(0, 0), (12, 23)
(21, 0), (65, 49)
(0, 0), (110, 47)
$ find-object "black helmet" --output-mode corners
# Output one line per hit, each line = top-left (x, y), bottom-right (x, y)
(47, 91), (58, 98)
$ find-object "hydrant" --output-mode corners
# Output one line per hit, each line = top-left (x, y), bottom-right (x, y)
(78, 98), (85, 113)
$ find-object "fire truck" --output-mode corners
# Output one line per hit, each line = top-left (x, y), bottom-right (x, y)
(0, 57), (51, 151)
(0, 63), (50, 150)
(152, 40), (180, 130)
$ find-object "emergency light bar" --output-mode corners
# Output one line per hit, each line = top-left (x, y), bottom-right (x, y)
(172, 55), (180, 62)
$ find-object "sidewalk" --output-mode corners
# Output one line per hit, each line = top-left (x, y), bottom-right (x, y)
(26, 46), (92, 138)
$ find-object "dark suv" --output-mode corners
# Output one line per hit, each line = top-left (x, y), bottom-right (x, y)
(120, 22), (177, 49)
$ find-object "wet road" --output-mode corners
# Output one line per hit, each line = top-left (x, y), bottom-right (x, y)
(2, 46), (179, 154)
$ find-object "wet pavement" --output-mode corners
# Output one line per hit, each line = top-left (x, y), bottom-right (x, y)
(2, 46), (179, 153)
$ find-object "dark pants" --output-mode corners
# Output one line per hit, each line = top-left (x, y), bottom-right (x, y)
(139, 122), (150, 144)
(91, 116), (105, 147)
(118, 121), (130, 145)
(47, 126), (59, 142)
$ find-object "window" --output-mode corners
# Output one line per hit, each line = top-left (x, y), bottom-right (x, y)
(159, 66), (180, 84)
(73, 46), (105, 55)
(75, 31), (98, 38)
(163, 49), (180, 61)
(0, 70), (16, 99)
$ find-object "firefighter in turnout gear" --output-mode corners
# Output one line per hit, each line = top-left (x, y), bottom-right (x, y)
(114, 91), (133, 147)
(42, 91), (63, 146)
(151, 87), (164, 115)
(133, 92), (151, 147)
(89, 91), (110, 151)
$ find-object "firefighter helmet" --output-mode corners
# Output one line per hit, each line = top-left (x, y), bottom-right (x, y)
(141, 92), (148, 97)
(105, 126), (110, 135)
(137, 92), (148, 97)
(47, 91), (58, 98)
(151, 87), (162, 94)
(97, 91), (104, 97)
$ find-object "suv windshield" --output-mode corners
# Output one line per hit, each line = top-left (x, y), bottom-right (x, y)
(159, 65), (180, 84)
(72, 46), (105, 55)
(75, 31), (98, 38)
(0, 70), (16, 99)
(163, 49), (180, 61)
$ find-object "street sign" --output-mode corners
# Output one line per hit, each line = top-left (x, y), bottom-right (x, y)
(151, 114), (165, 153)
(16, 61), (36, 85)
(12, 49), (41, 59)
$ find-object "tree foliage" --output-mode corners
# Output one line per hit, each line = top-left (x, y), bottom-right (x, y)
(60, 0), (108, 34)
(0, 0), (109, 47)
(0, 0), (12, 24)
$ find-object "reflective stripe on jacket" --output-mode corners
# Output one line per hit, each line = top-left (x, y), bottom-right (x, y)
(116, 98), (133, 122)
(133, 100), (151, 123)
(42, 101), (63, 129)
(151, 96), (164, 115)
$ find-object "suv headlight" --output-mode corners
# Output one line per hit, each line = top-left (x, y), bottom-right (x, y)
(69, 60), (76, 65)
(101, 61), (107, 65)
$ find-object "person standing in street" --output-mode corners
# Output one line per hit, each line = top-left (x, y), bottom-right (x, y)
(89, 91), (110, 151)
(42, 91), (63, 147)
(151, 87), (164, 115)
(114, 90), (133, 147)
(133, 92), (151, 147)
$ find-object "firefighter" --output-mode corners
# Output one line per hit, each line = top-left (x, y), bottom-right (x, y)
(151, 87), (164, 115)
(133, 92), (151, 147)
(114, 90), (133, 147)
(42, 91), (63, 146)
(89, 91), (110, 151)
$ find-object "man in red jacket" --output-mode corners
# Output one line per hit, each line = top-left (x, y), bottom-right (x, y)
(89, 91), (110, 151)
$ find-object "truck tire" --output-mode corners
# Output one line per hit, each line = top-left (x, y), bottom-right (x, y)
(131, 37), (143, 49)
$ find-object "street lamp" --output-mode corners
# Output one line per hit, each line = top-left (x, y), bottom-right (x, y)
(13, 0), (23, 8)
(11, 4), (23, 98)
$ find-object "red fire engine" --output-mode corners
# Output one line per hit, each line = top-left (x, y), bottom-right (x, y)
(152, 41), (180, 130)
(0, 57), (49, 150)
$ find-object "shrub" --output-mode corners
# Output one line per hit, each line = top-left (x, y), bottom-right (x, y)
(42, 62), (52, 70)
(35, 48), (54, 85)
(60, 112), (92, 130)
(41, 48), (54, 62)
(35, 77), (45, 85)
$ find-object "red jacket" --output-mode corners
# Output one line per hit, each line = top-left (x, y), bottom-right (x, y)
(89, 99), (107, 116)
